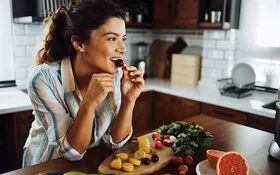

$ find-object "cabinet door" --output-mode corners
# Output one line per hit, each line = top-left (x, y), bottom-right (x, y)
(201, 103), (247, 125)
(153, 0), (175, 28)
(154, 92), (201, 128)
(13, 110), (34, 168)
(132, 91), (153, 134)
(247, 114), (274, 133)
(174, 0), (199, 28)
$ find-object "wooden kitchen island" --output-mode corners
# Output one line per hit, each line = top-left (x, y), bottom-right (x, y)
(3, 114), (280, 175)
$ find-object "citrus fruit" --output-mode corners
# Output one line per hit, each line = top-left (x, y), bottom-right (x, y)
(216, 151), (249, 175)
(206, 149), (226, 168)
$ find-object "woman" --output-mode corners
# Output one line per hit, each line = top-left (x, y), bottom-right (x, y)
(23, 0), (144, 167)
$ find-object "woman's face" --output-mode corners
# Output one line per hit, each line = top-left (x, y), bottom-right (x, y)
(81, 17), (126, 74)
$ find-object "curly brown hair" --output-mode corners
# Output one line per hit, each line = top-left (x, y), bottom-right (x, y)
(36, 0), (126, 65)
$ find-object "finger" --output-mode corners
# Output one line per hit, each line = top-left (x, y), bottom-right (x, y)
(131, 77), (145, 86)
(129, 70), (144, 77)
(123, 65), (137, 72)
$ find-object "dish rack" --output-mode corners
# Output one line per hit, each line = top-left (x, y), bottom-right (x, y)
(217, 78), (254, 98)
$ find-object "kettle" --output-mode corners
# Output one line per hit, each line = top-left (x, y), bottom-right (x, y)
(268, 101), (280, 159)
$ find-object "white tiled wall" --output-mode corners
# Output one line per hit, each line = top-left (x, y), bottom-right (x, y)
(12, 24), (233, 89)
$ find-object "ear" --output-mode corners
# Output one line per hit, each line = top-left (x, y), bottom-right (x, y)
(71, 35), (85, 53)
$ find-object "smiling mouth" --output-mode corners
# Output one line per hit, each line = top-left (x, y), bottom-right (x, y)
(110, 58), (124, 67)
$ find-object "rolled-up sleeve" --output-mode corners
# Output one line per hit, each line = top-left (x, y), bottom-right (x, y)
(103, 126), (133, 149)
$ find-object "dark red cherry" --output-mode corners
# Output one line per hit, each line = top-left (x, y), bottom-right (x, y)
(151, 154), (159, 162)
(114, 59), (124, 67)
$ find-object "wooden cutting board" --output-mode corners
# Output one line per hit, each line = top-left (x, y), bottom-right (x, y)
(97, 132), (174, 175)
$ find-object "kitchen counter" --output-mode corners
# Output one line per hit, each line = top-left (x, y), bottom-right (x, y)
(143, 78), (277, 119)
(0, 78), (277, 118)
(0, 87), (32, 115)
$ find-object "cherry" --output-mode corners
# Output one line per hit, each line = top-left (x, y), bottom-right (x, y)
(141, 157), (151, 165)
(114, 59), (124, 67)
(151, 154), (159, 162)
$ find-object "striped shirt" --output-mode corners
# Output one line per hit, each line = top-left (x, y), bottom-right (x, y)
(23, 57), (132, 167)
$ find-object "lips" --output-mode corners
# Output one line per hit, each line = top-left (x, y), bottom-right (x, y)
(110, 58), (124, 67)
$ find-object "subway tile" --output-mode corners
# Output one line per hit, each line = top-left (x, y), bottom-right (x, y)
(202, 58), (215, 68)
(25, 24), (44, 35)
(202, 39), (216, 49)
(26, 46), (37, 57)
(15, 79), (27, 88)
(207, 49), (224, 59)
(13, 46), (26, 57)
(15, 67), (27, 79)
(216, 40), (230, 49)
(13, 35), (37, 46)
(215, 60), (229, 69)
(12, 24), (25, 35)
(14, 57), (35, 67)
(206, 30), (226, 39)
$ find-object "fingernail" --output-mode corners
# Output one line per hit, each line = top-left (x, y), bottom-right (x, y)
(130, 72), (134, 75)
(131, 79), (135, 82)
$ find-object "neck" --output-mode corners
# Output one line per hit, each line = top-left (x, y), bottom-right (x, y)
(72, 55), (93, 90)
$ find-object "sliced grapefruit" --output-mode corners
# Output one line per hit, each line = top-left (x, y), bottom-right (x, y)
(216, 151), (249, 175)
(206, 149), (226, 168)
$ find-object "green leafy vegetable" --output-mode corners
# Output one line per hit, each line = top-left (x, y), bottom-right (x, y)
(157, 121), (213, 157)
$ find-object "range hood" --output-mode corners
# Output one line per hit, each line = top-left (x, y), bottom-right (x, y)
(12, 0), (70, 24)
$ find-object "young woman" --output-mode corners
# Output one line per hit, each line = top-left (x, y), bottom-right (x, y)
(23, 0), (144, 167)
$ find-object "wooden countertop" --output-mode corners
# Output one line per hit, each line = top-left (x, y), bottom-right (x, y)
(3, 114), (280, 175)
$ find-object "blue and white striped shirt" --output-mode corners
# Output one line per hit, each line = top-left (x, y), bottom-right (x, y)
(23, 57), (132, 167)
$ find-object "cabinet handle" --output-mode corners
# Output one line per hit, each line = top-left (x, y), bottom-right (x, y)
(212, 109), (233, 118)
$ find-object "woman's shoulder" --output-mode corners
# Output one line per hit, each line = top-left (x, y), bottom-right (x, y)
(27, 62), (61, 86)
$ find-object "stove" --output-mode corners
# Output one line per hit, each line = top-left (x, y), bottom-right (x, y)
(220, 86), (253, 98)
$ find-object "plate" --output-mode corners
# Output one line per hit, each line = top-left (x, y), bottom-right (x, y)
(231, 63), (256, 88)
(196, 160), (262, 175)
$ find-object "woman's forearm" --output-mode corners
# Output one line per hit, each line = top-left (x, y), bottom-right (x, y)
(66, 102), (96, 153)
(110, 99), (135, 143)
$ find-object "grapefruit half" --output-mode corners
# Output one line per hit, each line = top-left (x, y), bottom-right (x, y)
(216, 151), (249, 175)
(206, 149), (226, 168)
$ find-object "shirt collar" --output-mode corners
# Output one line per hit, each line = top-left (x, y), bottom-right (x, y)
(61, 57), (76, 93)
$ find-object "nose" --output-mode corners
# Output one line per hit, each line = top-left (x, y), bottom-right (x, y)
(116, 42), (126, 55)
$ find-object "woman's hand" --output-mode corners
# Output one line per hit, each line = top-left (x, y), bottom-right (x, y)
(121, 64), (145, 102)
(82, 73), (116, 107)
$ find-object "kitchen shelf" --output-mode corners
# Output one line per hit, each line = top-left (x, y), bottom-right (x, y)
(199, 22), (222, 28)
(198, 0), (241, 29)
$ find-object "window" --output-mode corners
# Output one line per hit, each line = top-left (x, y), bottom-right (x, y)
(0, 0), (15, 83)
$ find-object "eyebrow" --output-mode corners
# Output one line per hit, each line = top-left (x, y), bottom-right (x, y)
(102, 32), (126, 37)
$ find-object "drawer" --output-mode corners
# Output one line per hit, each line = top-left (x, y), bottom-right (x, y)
(202, 103), (247, 125)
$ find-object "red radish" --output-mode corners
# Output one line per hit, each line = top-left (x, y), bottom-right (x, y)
(155, 140), (162, 149)
(171, 156), (183, 166)
(152, 132), (159, 139)
(154, 137), (162, 142)
(178, 164), (188, 175)
(184, 155), (193, 165)
(163, 139), (174, 147)
(164, 135), (171, 139)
